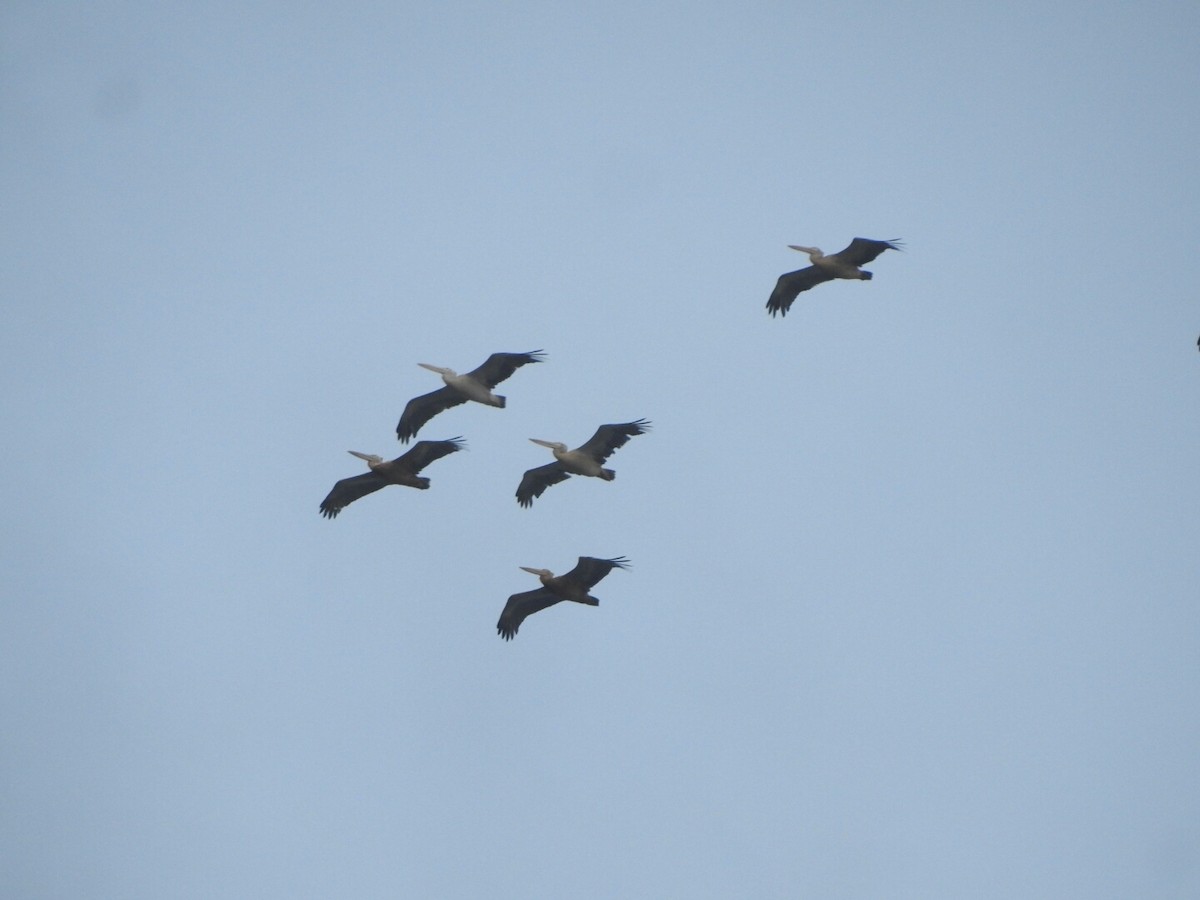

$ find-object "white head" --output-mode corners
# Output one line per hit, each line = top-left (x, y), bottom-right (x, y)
(788, 244), (823, 258)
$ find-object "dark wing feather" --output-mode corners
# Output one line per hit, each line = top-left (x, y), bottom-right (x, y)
(563, 556), (631, 590)
(832, 238), (902, 267)
(516, 462), (570, 508)
(467, 350), (545, 389)
(398, 437), (465, 473)
(576, 420), (651, 462)
(319, 472), (387, 519)
(396, 386), (468, 443)
(497, 588), (562, 640)
(766, 267), (834, 317)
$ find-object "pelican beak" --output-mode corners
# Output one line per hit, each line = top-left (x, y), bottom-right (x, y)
(348, 450), (373, 461)
(529, 439), (556, 448)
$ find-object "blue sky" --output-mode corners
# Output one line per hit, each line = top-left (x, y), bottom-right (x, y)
(3, 2), (1199, 897)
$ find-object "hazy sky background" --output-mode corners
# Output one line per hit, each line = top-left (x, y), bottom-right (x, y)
(3, 2), (1199, 897)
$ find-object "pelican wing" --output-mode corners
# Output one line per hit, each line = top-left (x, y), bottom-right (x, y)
(516, 462), (571, 508)
(396, 386), (469, 443)
(562, 556), (630, 590)
(496, 587), (563, 640)
(467, 350), (545, 388)
(832, 237), (902, 267)
(399, 437), (466, 473)
(576, 419), (651, 463)
(766, 266), (834, 317)
(319, 472), (387, 519)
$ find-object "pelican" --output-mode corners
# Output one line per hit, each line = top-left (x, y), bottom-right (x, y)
(516, 419), (650, 508)
(319, 438), (465, 518)
(766, 238), (902, 318)
(396, 350), (545, 443)
(497, 556), (630, 640)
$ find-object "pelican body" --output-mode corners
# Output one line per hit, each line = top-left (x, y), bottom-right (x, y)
(497, 556), (630, 640)
(419, 363), (504, 407)
(766, 237), (901, 318)
(319, 438), (465, 518)
(516, 419), (650, 508)
(396, 350), (544, 443)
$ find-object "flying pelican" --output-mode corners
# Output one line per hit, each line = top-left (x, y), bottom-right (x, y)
(516, 419), (650, 508)
(766, 238), (902, 318)
(319, 438), (465, 518)
(396, 350), (545, 443)
(497, 556), (630, 640)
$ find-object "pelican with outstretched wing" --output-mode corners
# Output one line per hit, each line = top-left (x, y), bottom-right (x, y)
(319, 438), (465, 518)
(497, 556), (630, 640)
(516, 419), (650, 507)
(767, 238), (902, 318)
(396, 350), (544, 442)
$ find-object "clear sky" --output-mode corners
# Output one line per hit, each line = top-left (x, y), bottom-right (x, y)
(3, 2), (1199, 897)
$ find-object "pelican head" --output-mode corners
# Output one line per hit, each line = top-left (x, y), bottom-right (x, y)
(520, 566), (554, 579)
(418, 363), (455, 377)
(348, 450), (383, 466)
(530, 438), (568, 452)
(788, 244), (823, 259)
